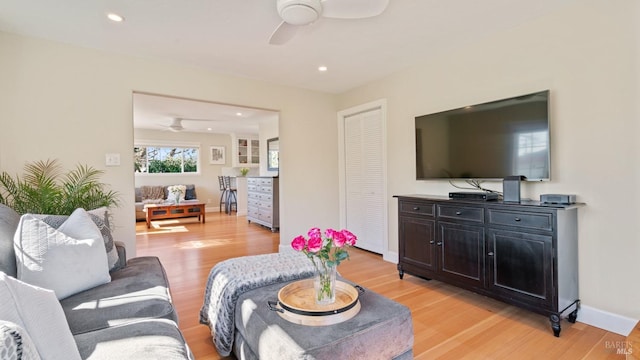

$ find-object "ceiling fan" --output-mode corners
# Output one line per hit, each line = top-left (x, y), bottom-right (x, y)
(161, 118), (212, 132)
(269, 0), (389, 45)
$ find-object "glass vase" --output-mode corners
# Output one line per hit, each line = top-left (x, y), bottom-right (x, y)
(314, 263), (337, 305)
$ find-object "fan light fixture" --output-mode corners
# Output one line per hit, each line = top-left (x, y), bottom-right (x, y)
(278, 0), (322, 25)
(168, 118), (184, 132)
(269, 0), (389, 45)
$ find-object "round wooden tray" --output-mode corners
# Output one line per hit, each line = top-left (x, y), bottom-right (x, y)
(268, 279), (363, 326)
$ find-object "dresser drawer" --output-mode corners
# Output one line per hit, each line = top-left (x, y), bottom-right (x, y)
(248, 209), (260, 218)
(399, 201), (435, 217)
(258, 178), (272, 186)
(247, 198), (260, 207)
(438, 205), (484, 223)
(258, 211), (273, 222)
(256, 193), (272, 202)
(488, 209), (553, 231)
(259, 201), (273, 210)
(247, 178), (259, 185)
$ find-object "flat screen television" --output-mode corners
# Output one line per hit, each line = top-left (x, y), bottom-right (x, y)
(415, 90), (550, 181)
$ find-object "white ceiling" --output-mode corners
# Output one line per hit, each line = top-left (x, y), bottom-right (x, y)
(133, 93), (278, 134)
(0, 0), (578, 134)
(0, 0), (578, 95)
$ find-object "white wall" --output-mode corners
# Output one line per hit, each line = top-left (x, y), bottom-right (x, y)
(0, 31), (338, 257)
(338, 0), (639, 331)
(133, 128), (231, 209)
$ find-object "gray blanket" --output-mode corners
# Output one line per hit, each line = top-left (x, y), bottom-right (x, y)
(199, 252), (316, 356)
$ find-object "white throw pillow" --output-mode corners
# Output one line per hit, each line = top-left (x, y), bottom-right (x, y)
(0, 272), (81, 360)
(14, 208), (111, 300)
(167, 185), (186, 202)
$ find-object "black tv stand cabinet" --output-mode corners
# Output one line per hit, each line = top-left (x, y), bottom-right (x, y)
(394, 194), (581, 337)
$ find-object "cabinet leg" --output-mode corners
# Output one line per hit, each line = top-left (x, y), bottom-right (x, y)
(550, 314), (561, 337)
(397, 265), (404, 279)
(567, 309), (578, 324)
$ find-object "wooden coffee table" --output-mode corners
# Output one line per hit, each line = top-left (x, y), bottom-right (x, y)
(145, 202), (205, 228)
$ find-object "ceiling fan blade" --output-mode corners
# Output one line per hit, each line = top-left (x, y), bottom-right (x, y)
(321, 0), (389, 19)
(268, 21), (300, 45)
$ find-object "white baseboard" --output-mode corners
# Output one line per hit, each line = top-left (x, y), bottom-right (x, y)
(578, 305), (637, 336)
(380, 251), (636, 336)
(383, 251), (398, 264)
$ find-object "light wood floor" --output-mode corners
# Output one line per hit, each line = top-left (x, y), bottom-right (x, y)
(136, 213), (628, 359)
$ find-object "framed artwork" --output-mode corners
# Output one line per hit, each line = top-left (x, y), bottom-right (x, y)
(209, 146), (225, 165)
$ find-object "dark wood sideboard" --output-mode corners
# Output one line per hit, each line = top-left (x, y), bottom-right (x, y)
(394, 194), (582, 337)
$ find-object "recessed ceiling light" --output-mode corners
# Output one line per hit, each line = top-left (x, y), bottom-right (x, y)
(236, 112), (243, 116)
(318, 66), (328, 72)
(207, 128), (212, 131)
(107, 13), (124, 22)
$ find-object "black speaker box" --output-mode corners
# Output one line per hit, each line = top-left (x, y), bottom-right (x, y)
(503, 176), (526, 203)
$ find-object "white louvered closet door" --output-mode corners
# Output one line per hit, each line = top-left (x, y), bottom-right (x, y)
(344, 108), (384, 254)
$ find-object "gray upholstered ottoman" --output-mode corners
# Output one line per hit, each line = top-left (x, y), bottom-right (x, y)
(233, 278), (413, 360)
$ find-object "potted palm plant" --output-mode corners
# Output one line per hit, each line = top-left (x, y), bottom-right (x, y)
(0, 159), (119, 215)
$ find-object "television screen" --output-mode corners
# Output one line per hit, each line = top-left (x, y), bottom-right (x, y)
(415, 90), (550, 181)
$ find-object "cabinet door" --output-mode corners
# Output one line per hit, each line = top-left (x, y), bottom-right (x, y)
(438, 222), (485, 288)
(487, 229), (554, 310)
(237, 138), (249, 165)
(250, 139), (260, 164)
(233, 136), (259, 167)
(399, 216), (436, 273)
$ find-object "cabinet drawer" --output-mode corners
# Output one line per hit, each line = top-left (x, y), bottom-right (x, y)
(259, 186), (273, 193)
(247, 184), (258, 192)
(248, 208), (260, 217)
(488, 210), (553, 231)
(258, 178), (272, 186)
(247, 178), (259, 185)
(257, 193), (272, 202)
(399, 201), (435, 217)
(259, 201), (273, 210)
(438, 205), (484, 223)
(247, 198), (260, 207)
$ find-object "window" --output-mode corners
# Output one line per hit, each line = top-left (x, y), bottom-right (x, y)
(134, 143), (200, 174)
(515, 130), (549, 179)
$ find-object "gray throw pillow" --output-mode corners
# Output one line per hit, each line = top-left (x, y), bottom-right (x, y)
(0, 204), (20, 277)
(185, 184), (197, 200)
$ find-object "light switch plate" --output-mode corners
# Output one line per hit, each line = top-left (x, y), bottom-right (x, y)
(105, 153), (120, 166)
